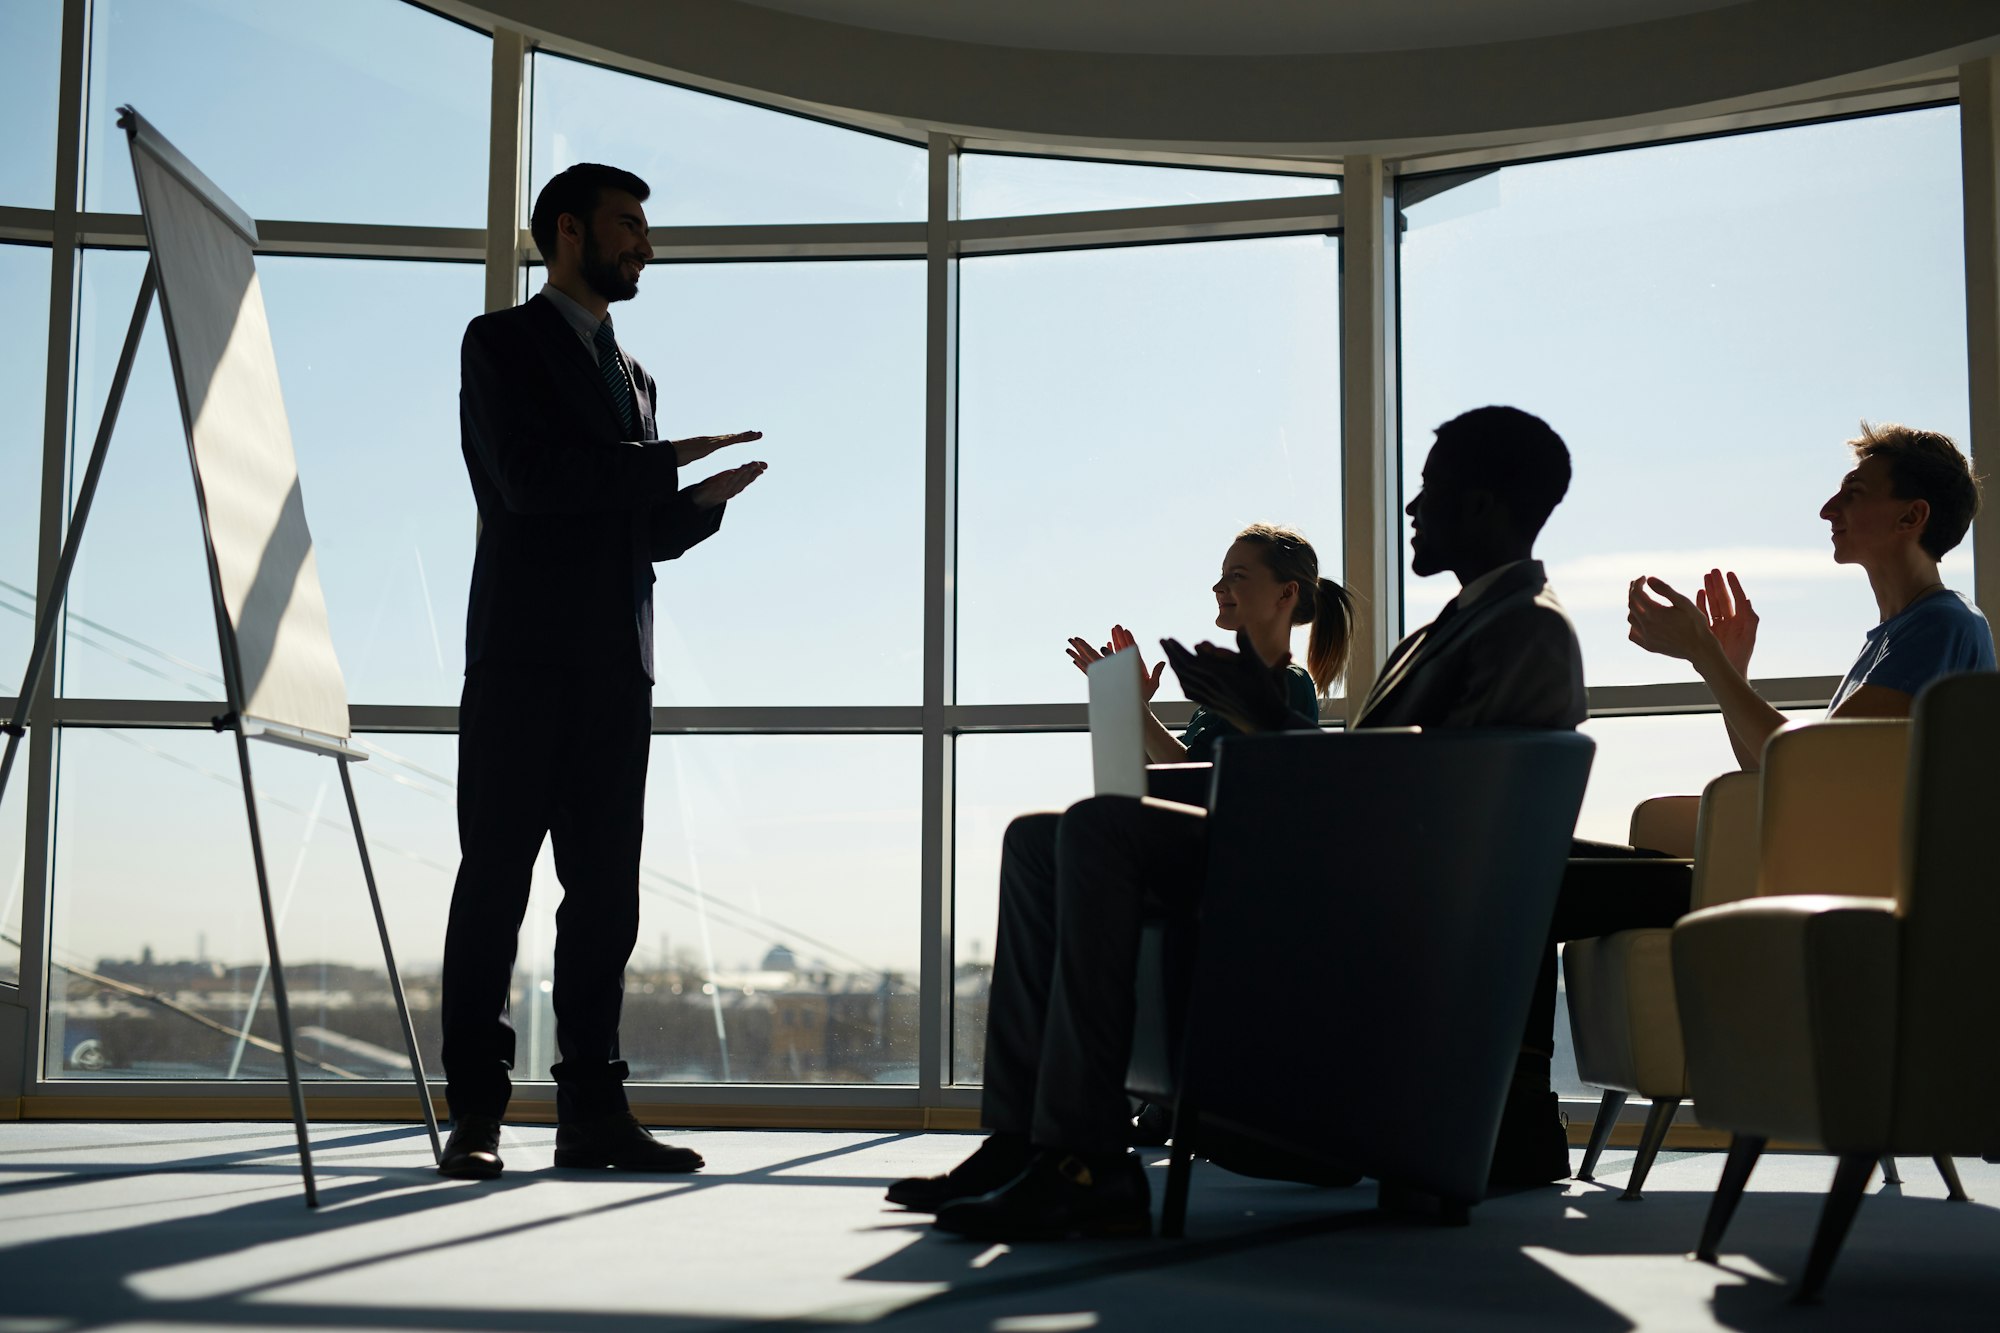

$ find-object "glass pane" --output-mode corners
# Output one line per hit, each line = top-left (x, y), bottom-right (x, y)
(84, 0), (487, 224)
(47, 727), (429, 1079)
(1400, 108), (1971, 687)
(257, 257), (481, 707)
(1, 761), (24, 988)
(0, 0), (60, 207)
(951, 731), (1093, 1083)
(962, 152), (1334, 218)
(63, 251), (480, 705)
(2, 245), (51, 691)
(583, 261), (926, 706)
(530, 54), (925, 227)
(627, 735), (922, 1084)
(957, 236), (1343, 705)
(63, 249), (226, 701)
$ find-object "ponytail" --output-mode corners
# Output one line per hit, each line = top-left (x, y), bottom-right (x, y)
(1302, 576), (1354, 698)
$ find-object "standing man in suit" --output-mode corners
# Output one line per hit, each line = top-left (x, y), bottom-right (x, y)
(438, 163), (767, 1179)
(893, 406), (1584, 1240)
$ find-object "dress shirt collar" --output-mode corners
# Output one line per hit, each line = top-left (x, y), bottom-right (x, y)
(539, 281), (612, 355)
(1448, 558), (1535, 614)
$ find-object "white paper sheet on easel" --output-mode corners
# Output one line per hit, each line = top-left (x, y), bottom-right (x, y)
(127, 114), (351, 742)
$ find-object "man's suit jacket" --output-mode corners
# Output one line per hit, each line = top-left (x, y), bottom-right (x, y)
(459, 294), (722, 682)
(1353, 560), (1586, 731)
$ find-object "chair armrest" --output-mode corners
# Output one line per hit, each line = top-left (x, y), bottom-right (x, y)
(1691, 771), (1759, 909)
(1146, 763), (1213, 808)
(1672, 895), (1899, 1148)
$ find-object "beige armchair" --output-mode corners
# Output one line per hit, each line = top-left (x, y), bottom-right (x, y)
(1673, 675), (1998, 1302)
(1566, 718), (1915, 1199)
(1567, 772), (1755, 1197)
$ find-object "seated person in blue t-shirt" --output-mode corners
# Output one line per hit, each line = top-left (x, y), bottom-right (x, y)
(1061, 523), (1350, 764)
(1628, 421), (1994, 763)
(1528, 423), (1994, 1189)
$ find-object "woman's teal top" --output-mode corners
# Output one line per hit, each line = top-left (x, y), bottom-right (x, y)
(1178, 662), (1320, 762)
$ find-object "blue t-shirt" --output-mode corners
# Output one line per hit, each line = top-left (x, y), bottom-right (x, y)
(1828, 588), (1996, 712)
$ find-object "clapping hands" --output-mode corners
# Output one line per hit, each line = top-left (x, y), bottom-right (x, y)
(1066, 624), (1166, 699)
(1628, 568), (1756, 675)
(1160, 628), (1296, 734)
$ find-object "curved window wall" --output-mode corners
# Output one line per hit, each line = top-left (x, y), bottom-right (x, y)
(0, 2), (1985, 1120)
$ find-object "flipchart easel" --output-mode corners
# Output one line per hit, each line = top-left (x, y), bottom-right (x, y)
(0, 106), (440, 1205)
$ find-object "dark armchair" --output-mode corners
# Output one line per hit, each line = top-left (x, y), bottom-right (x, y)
(1128, 727), (1594, 1235)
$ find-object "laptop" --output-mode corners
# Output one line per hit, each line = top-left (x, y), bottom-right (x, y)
(1087, 647), (1149, 798)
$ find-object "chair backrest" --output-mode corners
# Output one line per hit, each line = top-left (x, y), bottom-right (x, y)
(1690, 771), (1760, 911)
(1757, 719), (1909, 899)
(1628, 794), (1700, 858)
(1892, 672), (2000, 1146)
(1183, 727), (1595, 1206)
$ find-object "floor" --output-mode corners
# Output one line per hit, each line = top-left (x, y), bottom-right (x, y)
(0, 1122), (1996, 1332)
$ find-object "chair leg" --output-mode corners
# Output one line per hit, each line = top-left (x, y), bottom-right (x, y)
(1577, 1089), (1627, 1182)
(1935, 1156), (1970, 1202)
(1161, 1097), (1197, 1240)
(1620, 1097), (1681, 1201)
(1878, 1155), (1902, 1186)
(1795, 1152), (1877, 1304)
(1696, 1133), (1766, 1262)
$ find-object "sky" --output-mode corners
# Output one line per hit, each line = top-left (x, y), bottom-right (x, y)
(0, 2), (1981, 1075)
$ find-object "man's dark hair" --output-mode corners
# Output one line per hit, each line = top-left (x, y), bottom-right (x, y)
(530, 163), (650, 261)
(1850, 421), (1982, 560)
(1431, 406), (1572, 538)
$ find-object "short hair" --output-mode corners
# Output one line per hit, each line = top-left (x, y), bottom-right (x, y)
(1430, 406), (1572, 539)
(1850, 421), (1982, 560)
(529, 163), (650, 262)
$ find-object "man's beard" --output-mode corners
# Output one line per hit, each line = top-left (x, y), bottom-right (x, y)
(580, 232), (639, 304)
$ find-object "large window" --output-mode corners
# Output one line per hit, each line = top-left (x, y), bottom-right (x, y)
(1400, 109), (1971, 686)
(5, 2), (1987, 1115)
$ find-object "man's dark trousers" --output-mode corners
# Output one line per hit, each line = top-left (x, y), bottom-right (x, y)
(980, 795), (1207, 1155)
(441, 658), (653, 1121)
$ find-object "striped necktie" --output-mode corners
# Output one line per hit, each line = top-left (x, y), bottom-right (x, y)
(593, 319), (638, 438)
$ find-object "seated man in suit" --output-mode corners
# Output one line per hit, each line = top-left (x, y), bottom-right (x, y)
(889, 406), (1587, 1241)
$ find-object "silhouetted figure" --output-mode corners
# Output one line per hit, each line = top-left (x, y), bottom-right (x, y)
(437, 163), (767, 1180)
(1535, 422), (1995, 1177)
(897, 407), (1585, 1241)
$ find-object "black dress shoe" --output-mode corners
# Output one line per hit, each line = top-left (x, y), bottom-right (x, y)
(885, 1132), (1034, 1212)
(553, 1112), (704, 1172)
(439, 1115), (504, 1180)
(1488, 1089), (1571, 1190)
(934, 1149), (1151, 1242)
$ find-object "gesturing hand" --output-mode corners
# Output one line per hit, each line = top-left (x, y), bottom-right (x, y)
(687, 460), (766, 510)
(672, 431), (763, 467)
(1160, 629), (1296, 734)
(1064, 624), (1165, 700)
(1696, 568), (1758, 677)
(1627, 575), (1719, 665)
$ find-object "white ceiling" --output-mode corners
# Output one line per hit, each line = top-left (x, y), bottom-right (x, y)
(734, 0), (1750, 56)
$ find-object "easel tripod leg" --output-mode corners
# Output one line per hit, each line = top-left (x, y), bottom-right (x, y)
(234, 730), (318, 1207)
(337, 756), (441, 1162)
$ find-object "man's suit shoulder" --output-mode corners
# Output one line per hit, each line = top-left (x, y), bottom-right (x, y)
(464, 299), (544, 349)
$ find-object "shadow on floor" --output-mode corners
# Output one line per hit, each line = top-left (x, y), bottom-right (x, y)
(2, 1131), (1998, 1333)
